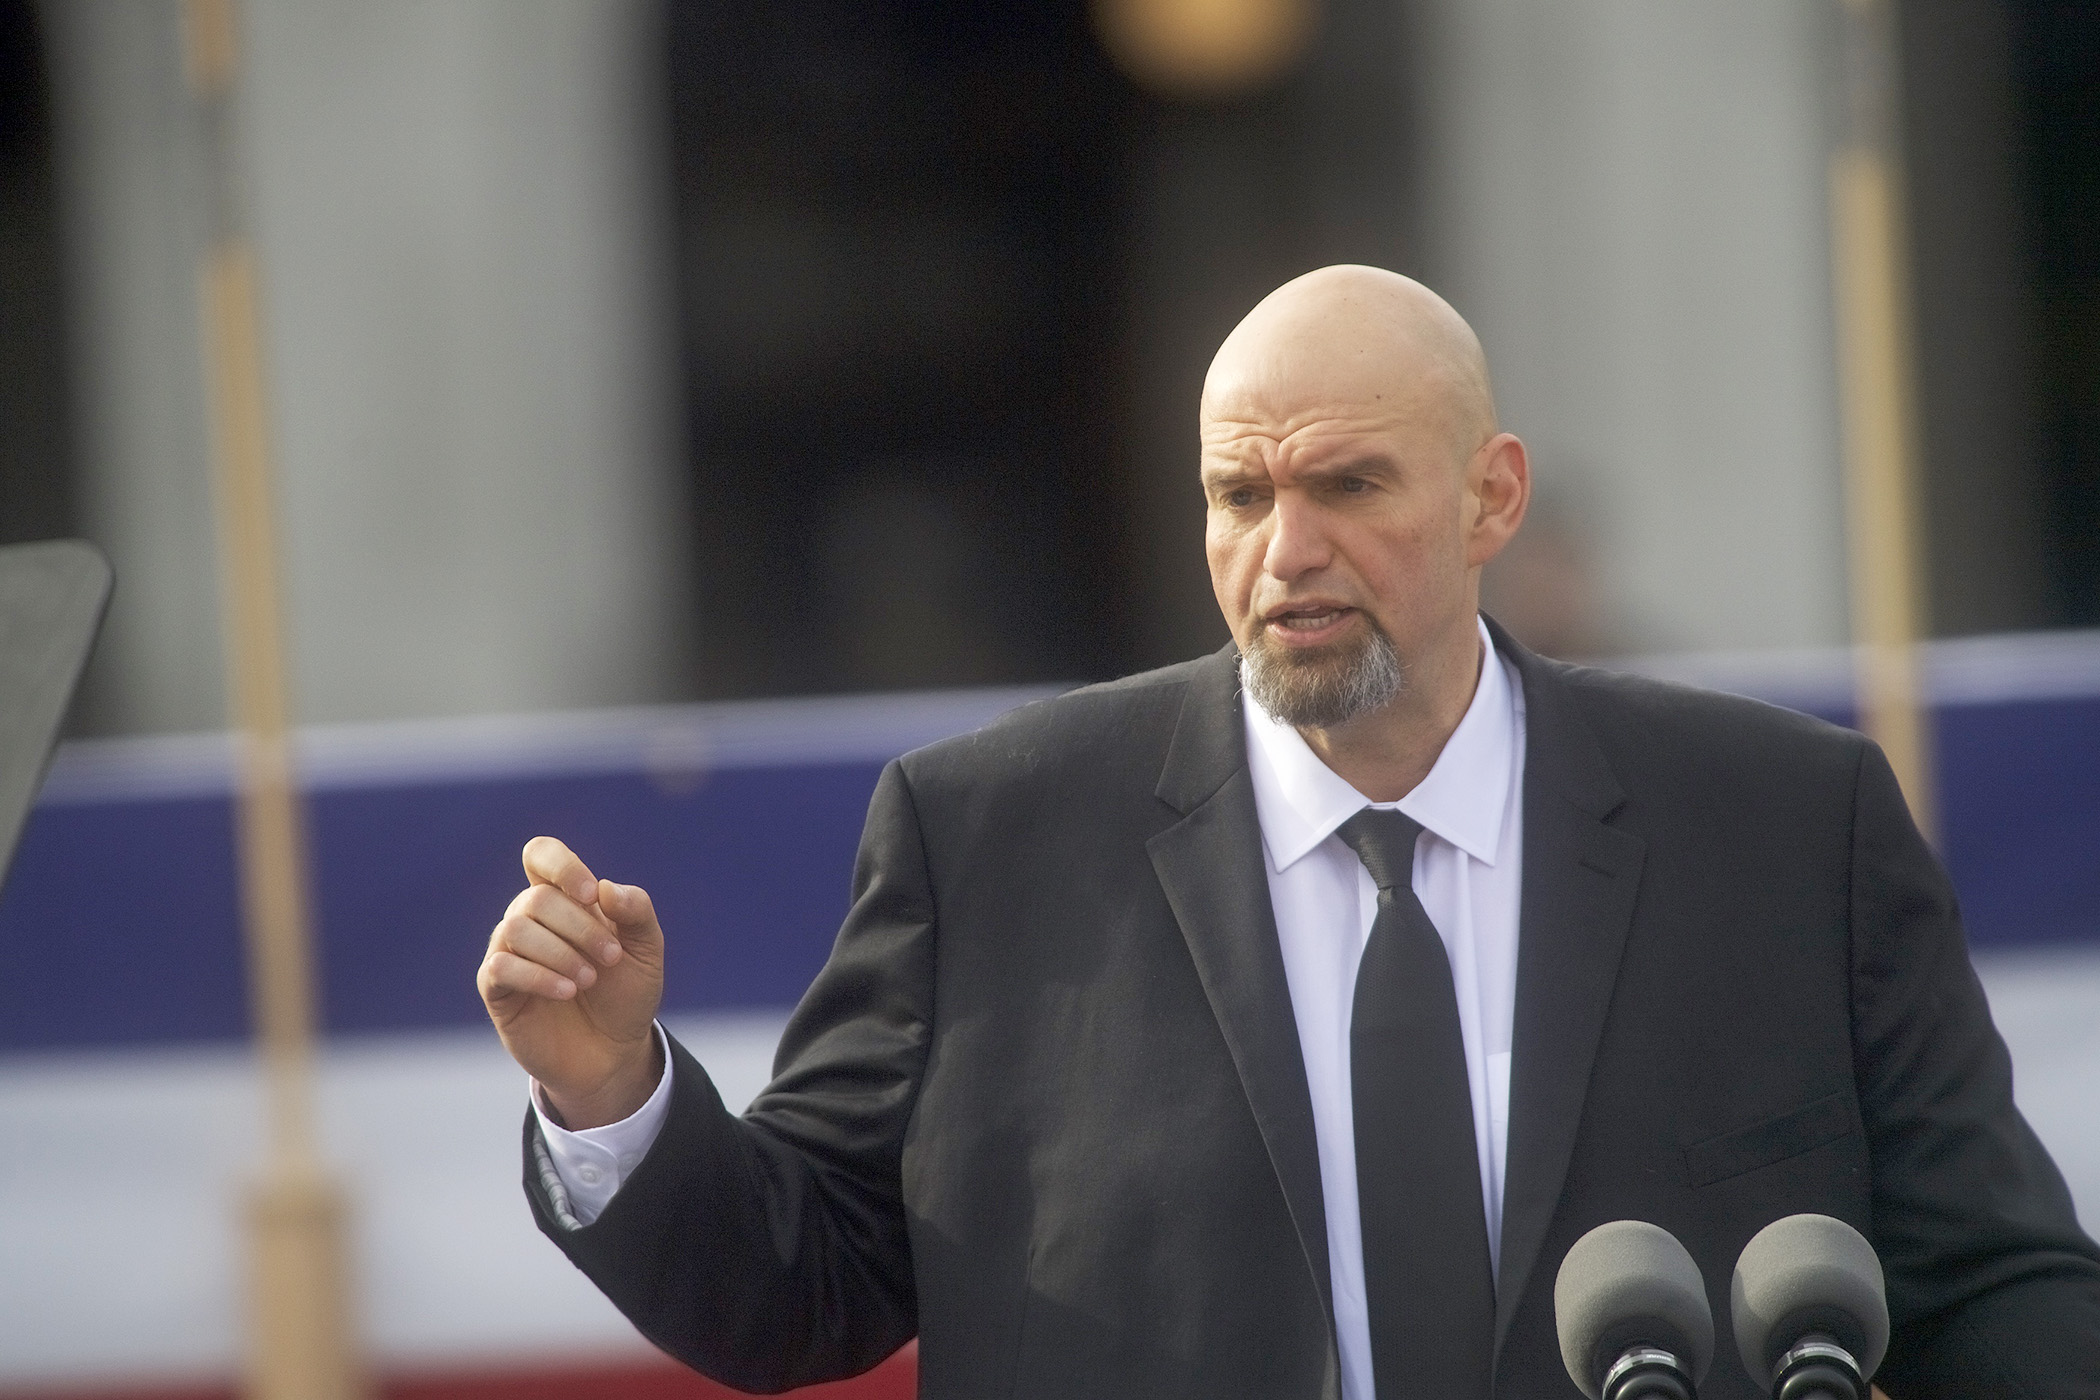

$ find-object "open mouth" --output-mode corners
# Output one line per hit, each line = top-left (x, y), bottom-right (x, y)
(1262, 605), (1357, 641)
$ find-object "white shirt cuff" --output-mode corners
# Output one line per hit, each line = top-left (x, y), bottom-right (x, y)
(529, 1022), (673, 1228)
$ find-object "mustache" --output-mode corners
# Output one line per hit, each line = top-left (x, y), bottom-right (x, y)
(1257, 598), (1360, 622)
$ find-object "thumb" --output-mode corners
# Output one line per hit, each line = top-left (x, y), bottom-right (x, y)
(598, 879), (661, 938)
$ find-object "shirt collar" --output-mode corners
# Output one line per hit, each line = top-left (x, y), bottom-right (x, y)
(1243, 616), (1515, 872)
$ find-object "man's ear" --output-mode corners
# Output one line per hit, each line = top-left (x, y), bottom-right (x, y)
(1464, 432), (1530, 569)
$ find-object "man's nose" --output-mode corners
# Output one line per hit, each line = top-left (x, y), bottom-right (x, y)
(1262, 494), (1332, 581)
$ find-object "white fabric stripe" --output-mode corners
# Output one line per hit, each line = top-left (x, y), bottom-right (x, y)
(2, 963), (2096, 1385)
(0, 1011), (785, 1386)
(33, 624), (2100, 808)
(37, 685), (1064, 805)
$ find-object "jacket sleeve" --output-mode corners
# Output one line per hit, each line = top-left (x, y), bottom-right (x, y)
(525, 757), (934, 1393)
(1846, 741), (2100, 1398)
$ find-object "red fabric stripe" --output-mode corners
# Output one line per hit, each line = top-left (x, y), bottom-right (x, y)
(1, 1345), (917, 1400)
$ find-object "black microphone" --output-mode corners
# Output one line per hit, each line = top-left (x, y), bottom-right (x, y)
(1556, 1220), (1716, 1400)
(1730, 1214), (1889, 1400)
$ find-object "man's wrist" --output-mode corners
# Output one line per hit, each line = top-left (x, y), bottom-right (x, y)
(543, 1031), (665, 1130)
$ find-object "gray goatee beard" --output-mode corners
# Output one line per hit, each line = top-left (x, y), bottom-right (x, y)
(1243, 618), (1405, 730)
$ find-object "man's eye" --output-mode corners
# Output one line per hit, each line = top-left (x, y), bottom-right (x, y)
(1224, 488), (1256, 508)
(1339, 477), (1369, 494)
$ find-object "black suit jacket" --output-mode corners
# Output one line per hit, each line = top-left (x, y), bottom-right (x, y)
(530, 628), (2100, 1398)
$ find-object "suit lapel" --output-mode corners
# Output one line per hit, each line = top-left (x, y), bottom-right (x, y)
(1489, 624), (1648, 1373)
(1147, 647), (1336, 1331)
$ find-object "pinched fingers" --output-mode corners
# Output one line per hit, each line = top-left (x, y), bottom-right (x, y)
(489, 914), (601, 993)
(482, 883), (628, 1010)
(522, 835), (601, 908)
(596, 878), (661, 937)
(479, 946), (582, 1003)
(504, 882), (625, 967)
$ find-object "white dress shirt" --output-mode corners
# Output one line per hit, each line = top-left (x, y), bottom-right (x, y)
(1243, 616), (1526, 1400)
(535, 618), (1528, 1400)
(531, 1022), (674, 1227)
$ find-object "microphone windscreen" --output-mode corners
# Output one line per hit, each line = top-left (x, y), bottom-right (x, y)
(1555, 1220), (1716, 1399)
(1730, 1213), (1889, 1390)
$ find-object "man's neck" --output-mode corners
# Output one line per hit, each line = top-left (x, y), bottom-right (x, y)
(1296, 626), (1485, 803)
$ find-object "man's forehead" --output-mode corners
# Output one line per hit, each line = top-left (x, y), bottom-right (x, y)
(1198, 417), (1417, 491)
(1207, 344), (1404, 408)
(1200, 365), (1447, 455)
(1201, 407), (1407, 453)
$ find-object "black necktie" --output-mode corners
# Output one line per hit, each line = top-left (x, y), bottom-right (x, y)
(1336, 809), (1496, 1399)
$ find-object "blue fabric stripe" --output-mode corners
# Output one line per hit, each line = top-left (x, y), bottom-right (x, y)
(2, 688), (2095, 1054)
(0, 760), (880, 1052)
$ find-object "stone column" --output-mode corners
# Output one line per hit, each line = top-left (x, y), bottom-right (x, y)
(1412, 0), (1850, 652)
(46, 0), (692, 735)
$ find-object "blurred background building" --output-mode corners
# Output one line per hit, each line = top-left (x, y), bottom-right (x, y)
(0, 1), (2095, 1398)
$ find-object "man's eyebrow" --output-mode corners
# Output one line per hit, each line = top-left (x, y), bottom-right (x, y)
(1297, 452), (1399, 480)
(1199, 464), (1265, 489)
(1200, 450), (1401, 491)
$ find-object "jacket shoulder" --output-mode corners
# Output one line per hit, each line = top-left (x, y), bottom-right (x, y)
(1537, 654), (1870, 790)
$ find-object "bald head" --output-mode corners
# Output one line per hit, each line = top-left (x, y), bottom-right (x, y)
(1201, 265), (1496, 461)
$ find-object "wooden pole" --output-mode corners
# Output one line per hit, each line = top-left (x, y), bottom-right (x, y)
(185, 3), (366, 1398)
(1830, 0), (1936, 840)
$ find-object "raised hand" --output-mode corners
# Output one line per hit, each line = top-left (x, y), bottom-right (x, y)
(478, 836), (667, 1128)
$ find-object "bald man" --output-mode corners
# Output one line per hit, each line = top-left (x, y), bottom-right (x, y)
(486, 268), (2100, 1399)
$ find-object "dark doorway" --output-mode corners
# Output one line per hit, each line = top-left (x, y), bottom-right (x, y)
(668, 3), (1143, 697)
(665, 0), (1420, 698)
(0, 0), (71, 547)
(2013, 0), (2100, 627)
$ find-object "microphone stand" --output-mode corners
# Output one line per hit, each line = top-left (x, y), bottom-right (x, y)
(1602, 1345), (1697, 1400)
(1770, 1334), (1866, 1400)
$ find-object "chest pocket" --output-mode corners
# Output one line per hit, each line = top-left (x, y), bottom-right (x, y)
(1683, 1092), (1857, 1188)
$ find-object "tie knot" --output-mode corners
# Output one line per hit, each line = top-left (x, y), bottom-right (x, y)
(1335, 808), (1423, 894)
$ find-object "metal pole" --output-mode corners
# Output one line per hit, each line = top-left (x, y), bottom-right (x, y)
(185, 2), (365, 1396)
(1830, 0), (1937, 840)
